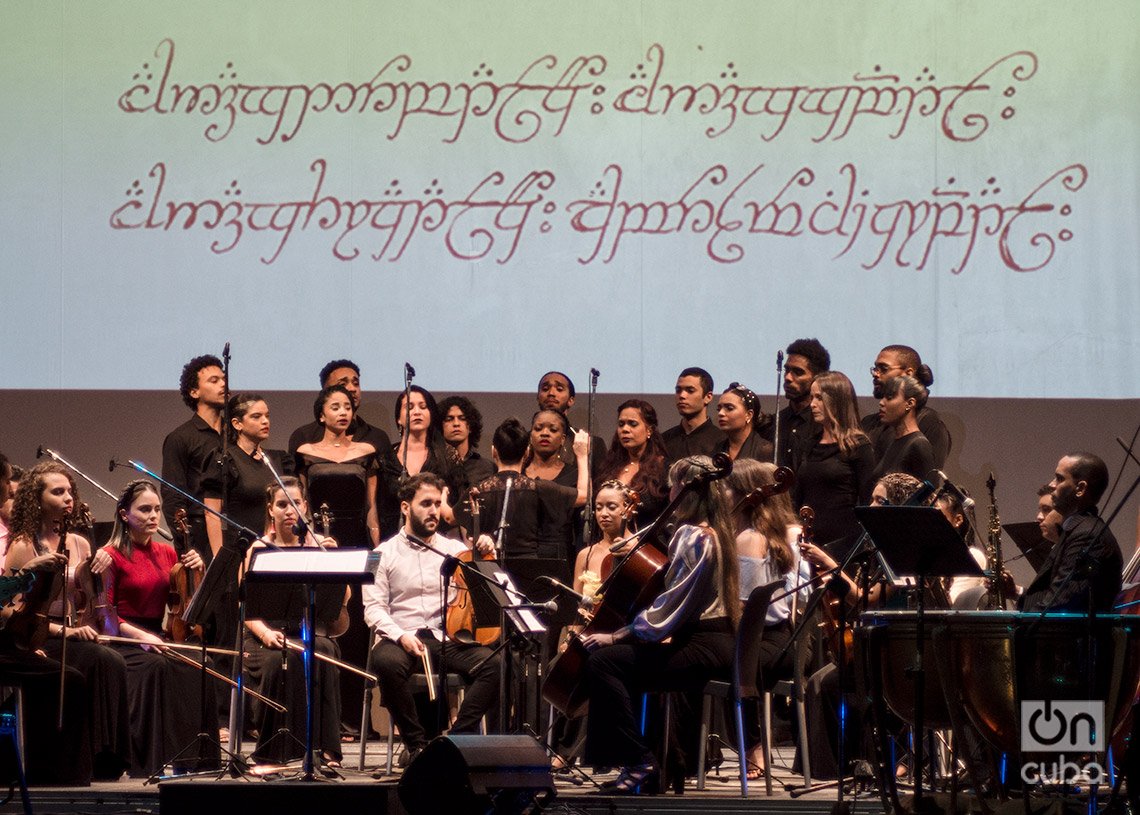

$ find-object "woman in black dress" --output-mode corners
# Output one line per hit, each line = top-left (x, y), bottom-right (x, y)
(202, 392), (292, 730)
(465, 418), (588, 563)
(715, 383), (775, 464)
(869, 375), (936, 483)
(294, 385), (380, 549)
(792, 371), (875, 552)
(243, 477), (345, 766)
(596, 399), (669, 529)
(294, 384), (380, 737)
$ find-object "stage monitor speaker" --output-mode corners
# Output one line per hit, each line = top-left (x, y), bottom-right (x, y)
(398, 734), (554, 815)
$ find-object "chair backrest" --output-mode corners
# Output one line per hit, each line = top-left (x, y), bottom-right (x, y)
(734, 580), (782, 699)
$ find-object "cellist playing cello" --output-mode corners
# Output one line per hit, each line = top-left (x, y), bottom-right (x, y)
(578, 455), (740, 795)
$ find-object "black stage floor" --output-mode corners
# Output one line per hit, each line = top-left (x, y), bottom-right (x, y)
(5, 741), (1112, 815)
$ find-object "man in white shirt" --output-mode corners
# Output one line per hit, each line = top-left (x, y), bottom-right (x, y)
(363, 473), (500, 763)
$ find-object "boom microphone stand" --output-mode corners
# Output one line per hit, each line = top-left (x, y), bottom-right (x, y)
(39, 446), (173, 540)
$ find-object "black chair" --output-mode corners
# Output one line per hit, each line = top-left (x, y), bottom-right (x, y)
(694, 580), (782, 797)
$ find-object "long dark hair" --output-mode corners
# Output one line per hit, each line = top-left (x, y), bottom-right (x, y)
(8, 462), (82, 549)
(395, 385), (442, 442)
(668, 456), (740, 628)
(598, 399), (668, 511)
(227, 392), (267, 443)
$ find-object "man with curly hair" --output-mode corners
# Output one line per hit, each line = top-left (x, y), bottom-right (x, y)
(160, 354), (225, 560)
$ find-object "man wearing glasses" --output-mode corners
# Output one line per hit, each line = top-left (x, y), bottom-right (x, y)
(860, 344), (951, 467)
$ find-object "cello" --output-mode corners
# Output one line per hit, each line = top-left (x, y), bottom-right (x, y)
(543, 455), (752, 716)
(445, 490), (500, 645)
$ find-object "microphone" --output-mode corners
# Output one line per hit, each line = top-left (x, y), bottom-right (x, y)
(538, 575), (588, 604)
(776, 350), (784, 370)
(590, 367), (600, 378)
(504, 600), (559, 614)
(36, 446), (46, 459)
(404, 362), (416, 379)
(109, 459), (122, 472)
(932, 470), (975, 510)
(223, 341), (230, 358)
(904, 480), (938, 506)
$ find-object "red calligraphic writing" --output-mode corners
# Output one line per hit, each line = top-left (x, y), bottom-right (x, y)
(117, 39), (605, 145)
(567, 162), (1087, 272)
(612, 44), (1038, 142)
(109, 159), (557, 264)
(116, 40), (1037, 146)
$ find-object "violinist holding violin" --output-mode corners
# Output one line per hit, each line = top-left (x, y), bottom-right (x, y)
(362, 473), (500, 767)
(87, 479), (216, 777)
(3, 461), (130, 781)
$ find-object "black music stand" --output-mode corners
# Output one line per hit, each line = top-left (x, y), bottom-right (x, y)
(1002, 521), (1052, 573)
(147, 546), (246, 782)
(854, 506), (983, 813)
(457, 560), (549, 733)
(247, 548), (379, 782)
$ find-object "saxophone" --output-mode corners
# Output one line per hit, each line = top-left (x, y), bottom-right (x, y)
(984, 472), (1006, 609)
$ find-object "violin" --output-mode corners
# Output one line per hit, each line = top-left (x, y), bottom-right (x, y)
(8, 513), (72, 652)
(445, 490), (500, 645)
(74, 504), (120, 637)
(165, 509), (202, 642)
(808, 506), (855, 666)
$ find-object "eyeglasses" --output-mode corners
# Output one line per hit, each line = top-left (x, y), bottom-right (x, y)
(870, 364), (902, 375)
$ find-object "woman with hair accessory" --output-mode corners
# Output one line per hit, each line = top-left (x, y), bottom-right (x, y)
(715, 383), (775, 464)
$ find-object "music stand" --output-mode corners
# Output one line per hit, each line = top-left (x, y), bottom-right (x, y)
(854, 506), (982, 812)
(502, 558), (576, 628)
(1002, 521), (1052, 573)
(458, 560), (549, 733)
(247, 548), (379, 781)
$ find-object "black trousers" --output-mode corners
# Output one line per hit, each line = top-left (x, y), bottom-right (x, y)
(368, 634), (500, 751)
(584, 621), (733, 769)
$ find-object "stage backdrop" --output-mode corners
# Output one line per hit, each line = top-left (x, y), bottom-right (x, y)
(1, 1), (1137, 397)
(1, 3), (1137, 561)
